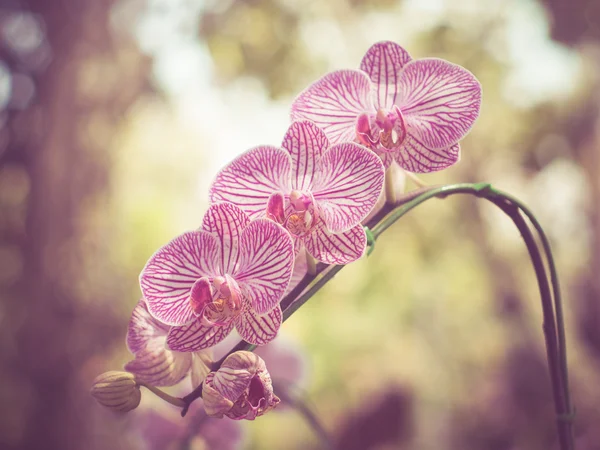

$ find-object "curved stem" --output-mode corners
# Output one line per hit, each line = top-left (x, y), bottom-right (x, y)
(179, 183), (573, 450)
(489, 189), (572, 417)
(138, 382), (186, 408)
(483, 195), (573, 449)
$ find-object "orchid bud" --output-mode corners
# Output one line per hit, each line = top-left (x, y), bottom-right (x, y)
(90, 371), (141, 412)
(202, 351), (280, 420)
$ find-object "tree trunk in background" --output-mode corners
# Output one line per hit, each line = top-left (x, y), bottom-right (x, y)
(0, 1), (149, 449)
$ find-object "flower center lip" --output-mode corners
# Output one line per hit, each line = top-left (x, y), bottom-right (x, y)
(356, 106), (406, 151)
(247, 375), (266, 408)
(266, 190), (319, 238)
(189, 275), (242, 326)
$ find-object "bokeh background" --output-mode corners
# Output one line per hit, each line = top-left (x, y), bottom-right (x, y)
(1, 0), (600, 448)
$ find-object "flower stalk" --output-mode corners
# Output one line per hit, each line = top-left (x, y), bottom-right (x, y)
(137, 382), (187, 408)
(177, 182), (574, 450)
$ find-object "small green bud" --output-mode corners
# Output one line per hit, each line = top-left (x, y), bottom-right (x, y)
(90, 371), (141, 412)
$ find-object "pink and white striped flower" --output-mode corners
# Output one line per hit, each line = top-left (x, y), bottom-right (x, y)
(202, 351), (279, 420)
(291, 41), (482, 173)
(139, 203), (294, 351)
(210, 120), (385, 265)
(125, 300), (194, 386)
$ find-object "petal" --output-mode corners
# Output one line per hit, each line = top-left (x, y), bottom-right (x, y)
(394, 135), (460, 173)
(189, 277), (213, 317)
(211, 367), (254, 404)
(203, 376), (235, 417)
(209, 146), (292, 219)
(384, 161), (407, 202)
(374, 150), (395, 169)
(362, 189), (386, 225)
(360, 41), (412, 109)
(396, 58), (482, 149)
(166, 320), (234, 352)
(281, 121), (329, 191)
(202, 203), (250, 274)
(266, 192), (285, 223)
(126, 299), (169, 354)
(124, 339), (192, 387)
(235, 219), (294, 314)
(285, 251), (308, 297)
(304, 222), (366, 264)
(140, 231), (220, 326)
(235, 304), (282, 346)
(312, 143), (385, 233)
(191, 350), (214, 389)
(291, 70), (373, 144)
(221, 349), (263, 372)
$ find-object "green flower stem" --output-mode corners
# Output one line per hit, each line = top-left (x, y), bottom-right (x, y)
(138, 382), (186, 408)
(180, 182), (574, 450)
(490, 190), (571, 417)
(367, 183), (573, 448)
(483, 194), (573, 450)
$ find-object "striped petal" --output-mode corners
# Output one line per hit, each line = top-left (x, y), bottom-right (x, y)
(140, 231), (220, 326)
(281, 120), (329, 191)
(211, 352), (261, 402)
(304, 222), (366, 264)
(291, 70), (373, 144)
(360, 41), (412, 109)
(124, 338), (192, 387)
(191, 351), (214, 388)
(286, 251), (308, 297)
(235, 303), (282, 346)
(235, 219), (294, 314)
(209, 146), (291, 219)
(374, 150), (395, 169)
(125, 301), (192, 387)
(394, 135), (460, 173)
(166, 320), (234, 352)
(202, 203), (250, 274)
(396, 58), (481, 149)
(312, 142), (385, 233)
(126, 299), (170, 354)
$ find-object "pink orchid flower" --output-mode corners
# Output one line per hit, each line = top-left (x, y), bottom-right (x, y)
(139, 202), (295, 351)
(202, 351), (280, 420)
(291, 41), (482, 172)
(134, 335), (307, 449)
(125, 300), (195, 386)
(209, 120), (385, 264)
(125, 300), (214, 386)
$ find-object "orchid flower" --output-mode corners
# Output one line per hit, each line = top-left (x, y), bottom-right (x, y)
(280, 251), (308, 300)
(134, 335), (306, 448)
(202, 351), (279, 420)
(125, 300), (192, 386)
(210, 120), (385, 264)
(139, 202), (295, 351)
(291, 41), (482, 172)
(125, 300), (213, 386)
